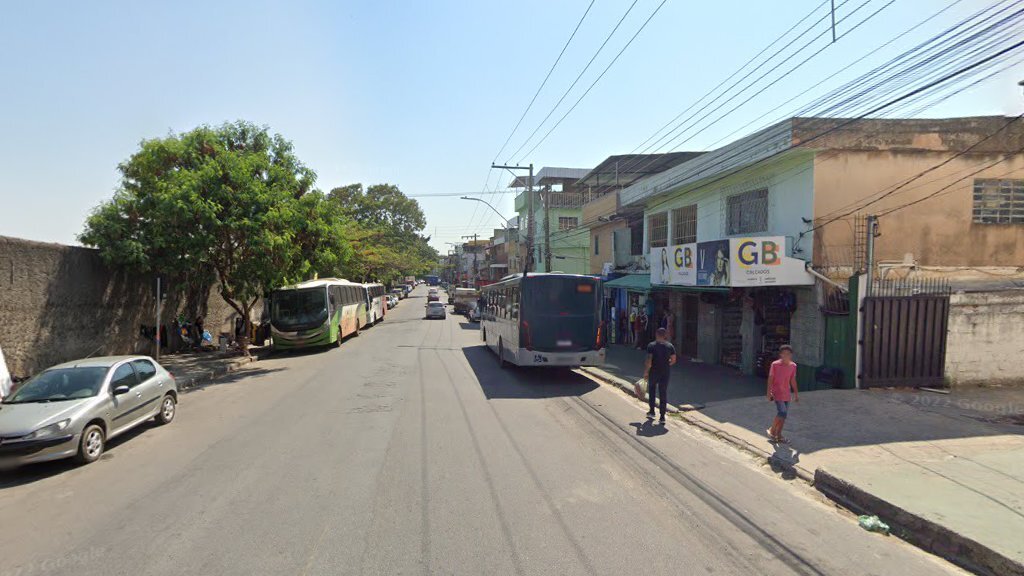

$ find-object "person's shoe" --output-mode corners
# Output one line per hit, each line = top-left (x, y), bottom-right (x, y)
(646, 411), (655, 419)
(659, 414), (666, 424)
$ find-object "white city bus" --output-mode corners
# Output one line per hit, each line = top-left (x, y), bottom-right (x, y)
(362, 283), (387, 326)
(480, 273), (605, 368)
(270, 278), (366, 350)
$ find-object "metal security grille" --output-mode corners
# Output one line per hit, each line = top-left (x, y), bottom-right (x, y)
(726, 189), (769, 235)
(671, 204), (697, 245)
(861, 279), (951, 388)
(973, 179), (1024, 224)
(557, 216), (578, 230)
(648, 212), (668, 248)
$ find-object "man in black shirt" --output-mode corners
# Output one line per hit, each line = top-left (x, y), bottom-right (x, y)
(643, 327), (677, 423)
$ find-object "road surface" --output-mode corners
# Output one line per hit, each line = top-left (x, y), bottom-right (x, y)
(0, 286), (961, 575)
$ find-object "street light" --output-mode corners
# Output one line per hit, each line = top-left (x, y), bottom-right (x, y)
(459, 196), (513, 228)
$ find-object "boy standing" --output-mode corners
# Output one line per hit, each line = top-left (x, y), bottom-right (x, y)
(766, 344), (799, 443)
(643, 327), (677, 424)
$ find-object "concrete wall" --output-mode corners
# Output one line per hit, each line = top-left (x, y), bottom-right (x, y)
(790, 286), (824, 368)
(813, 150), (1024, 268)
(589, 220), (627, 275)
(0, 236), (253, 378)
(945, 290), (1024, 387)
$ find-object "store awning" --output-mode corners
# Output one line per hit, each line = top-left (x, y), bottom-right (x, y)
(603, 274), (651, 293)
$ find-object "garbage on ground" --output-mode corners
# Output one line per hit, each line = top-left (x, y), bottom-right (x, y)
(858, 515), (890, 535)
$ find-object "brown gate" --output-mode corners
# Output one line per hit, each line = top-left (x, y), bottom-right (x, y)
(861, 280), (950, 388)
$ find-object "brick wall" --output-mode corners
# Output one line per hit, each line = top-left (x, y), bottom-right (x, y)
(945, 290), (1024, 386)
(0, 236), (257, 378)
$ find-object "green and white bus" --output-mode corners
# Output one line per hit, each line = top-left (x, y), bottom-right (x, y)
(270, 279), (367, 350)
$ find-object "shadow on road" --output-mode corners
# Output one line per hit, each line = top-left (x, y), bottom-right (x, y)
(458, 322), (479, 331)
(462, 345), (598, 400)
(630, 420), (669, 437)
(0, 420), (164, 489)
(182, 367), (286, 393)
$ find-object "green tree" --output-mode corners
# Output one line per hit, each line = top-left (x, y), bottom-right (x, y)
(81, 121), (347, 353)
(328, 183), (438, 283)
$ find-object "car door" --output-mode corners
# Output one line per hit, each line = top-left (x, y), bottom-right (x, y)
(130, 359), (164, 418)
(108, 362), (142, 433)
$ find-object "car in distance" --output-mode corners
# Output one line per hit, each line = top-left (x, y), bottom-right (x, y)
(425, 301), (447, 320)
(427, 288), (440, 302)
(0, 356), (178, 468)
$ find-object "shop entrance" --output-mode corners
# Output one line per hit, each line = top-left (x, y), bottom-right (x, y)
(720, 298), (743, 368)
(679, 295), (698, 357)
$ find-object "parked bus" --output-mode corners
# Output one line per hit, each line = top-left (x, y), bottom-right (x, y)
(270, 278), (366, 350)
(362, 283), (387, 326)
(480, 273), (605, 368)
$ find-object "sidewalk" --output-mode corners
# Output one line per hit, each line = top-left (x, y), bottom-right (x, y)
(586, 346), (1024, 576)
(601, 345), (764, 407)
(157, 346), (268, 390)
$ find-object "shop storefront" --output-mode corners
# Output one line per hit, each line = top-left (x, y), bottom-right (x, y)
(650, 236), (814, 373)
(602, 274), (652, 347)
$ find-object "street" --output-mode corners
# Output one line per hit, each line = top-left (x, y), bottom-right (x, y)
(0, 287), (960, 576)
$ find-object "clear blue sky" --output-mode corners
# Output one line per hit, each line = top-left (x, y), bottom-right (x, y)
(1, 0), (1020, 253)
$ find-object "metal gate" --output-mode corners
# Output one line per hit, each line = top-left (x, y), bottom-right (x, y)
(861, 279), (950, 388)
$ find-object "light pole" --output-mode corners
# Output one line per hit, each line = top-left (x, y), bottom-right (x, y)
(492, 163), (533, 277)
(460, 196), (513, 228)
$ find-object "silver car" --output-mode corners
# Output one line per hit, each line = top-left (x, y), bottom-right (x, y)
(0, 355), (178, 468)
(425, 301), (446, 320)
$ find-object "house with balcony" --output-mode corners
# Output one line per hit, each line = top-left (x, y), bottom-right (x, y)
(510, 167), (592, 274)
(622, 116), (1024, 388)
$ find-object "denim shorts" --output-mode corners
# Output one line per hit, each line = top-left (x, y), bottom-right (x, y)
(775, 401), (790, 418)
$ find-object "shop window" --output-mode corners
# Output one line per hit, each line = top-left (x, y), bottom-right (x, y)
(671, 204), (697, 245)
(726, 189), (768, 235)
(558, 216), (579, 230)
(973, 179), (1024, 224)
(648, 212), (668, 249)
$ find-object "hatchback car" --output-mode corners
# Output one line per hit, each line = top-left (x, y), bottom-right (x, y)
(0, 356), (178, 468)
(425, 301), (447, 320)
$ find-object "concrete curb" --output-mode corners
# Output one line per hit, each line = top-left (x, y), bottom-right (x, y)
(580, 365), (1022, 576)
(815, 468), (1023, 576)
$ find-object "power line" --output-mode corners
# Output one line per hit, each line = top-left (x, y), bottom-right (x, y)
(516, 0), (671, 163)
(490, 0), (597, 164)
(504, 0), (643, 163)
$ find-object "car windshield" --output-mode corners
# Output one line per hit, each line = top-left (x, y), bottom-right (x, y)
(428, 302), (444, 309)
(271, 288), (328, 330)
(4, 367), (108, 403)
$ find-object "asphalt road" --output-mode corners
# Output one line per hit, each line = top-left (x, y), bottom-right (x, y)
(0, 286), (962, 576)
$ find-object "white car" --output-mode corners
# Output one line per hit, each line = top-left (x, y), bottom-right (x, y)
(425, 301), (446, 320)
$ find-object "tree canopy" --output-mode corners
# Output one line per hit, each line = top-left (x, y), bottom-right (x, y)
(80, 121), (349, 344)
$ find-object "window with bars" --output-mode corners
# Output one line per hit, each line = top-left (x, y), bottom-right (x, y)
(648, 212), (668, 249)
(726, 189), (769, 235)
(594, 233), (600, 255)
(558, 216), (579, 230)
(973, 179), (1024, 224)
(671, 204), (697, 245)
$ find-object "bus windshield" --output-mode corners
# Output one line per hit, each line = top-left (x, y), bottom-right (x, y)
(271, 288), (328, 331)
(523, 277), (600, 352)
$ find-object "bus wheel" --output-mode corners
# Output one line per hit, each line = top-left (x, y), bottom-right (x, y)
(481, 328), (486, 343)
(498, 338), (507, 369)
(337, 326), (343, 347)
(354, 321), (361, 337)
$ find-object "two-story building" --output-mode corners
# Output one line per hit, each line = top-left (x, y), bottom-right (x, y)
(622, 116), (1024, 387)
(510, 167), (592, 274)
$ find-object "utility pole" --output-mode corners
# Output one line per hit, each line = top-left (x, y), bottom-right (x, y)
(462, 234), (479, 287)
(865, 214), (879, 296)
(543, 185), (552, 272)
(154, 276), (162, 361)
(491, 163), (533, 277)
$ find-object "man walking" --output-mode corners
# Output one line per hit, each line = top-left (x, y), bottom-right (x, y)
(643, 327), (677, 424)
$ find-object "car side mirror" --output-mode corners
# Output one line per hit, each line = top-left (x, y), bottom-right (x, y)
(113, 385), (131, 395)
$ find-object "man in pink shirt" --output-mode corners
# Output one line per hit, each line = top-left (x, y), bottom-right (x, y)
(766, 344), (799, 443)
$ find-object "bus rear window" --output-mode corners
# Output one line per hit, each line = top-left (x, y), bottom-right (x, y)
(525, 278), (598, 316)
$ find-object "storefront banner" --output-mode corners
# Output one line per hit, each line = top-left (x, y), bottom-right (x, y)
(652, 236), (814, 287)
(696, 240), (731, 286)
(650, 243), (697, 286)
(729, 236), (814, 287)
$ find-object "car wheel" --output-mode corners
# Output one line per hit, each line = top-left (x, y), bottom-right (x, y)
(155, 394), (176, 425)
(498, 338), (507, 369)
(75, 424), (105, 464)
